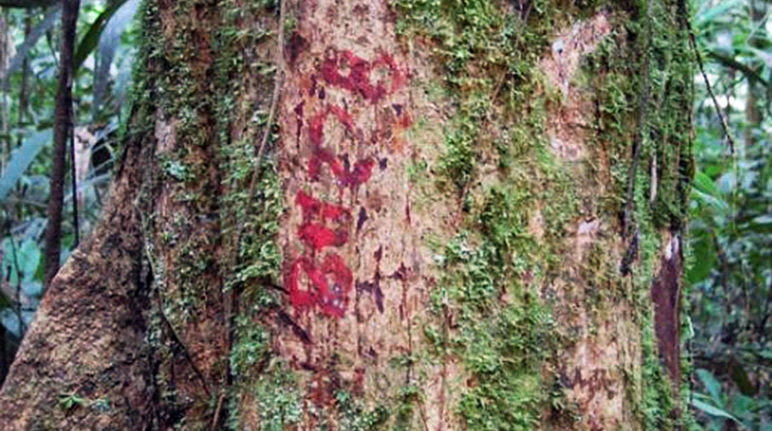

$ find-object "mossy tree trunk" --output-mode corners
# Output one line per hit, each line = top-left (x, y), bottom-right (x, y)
(0, 0), (694, 430)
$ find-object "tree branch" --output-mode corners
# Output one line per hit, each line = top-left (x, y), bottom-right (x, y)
(681, 12), (737, 154)
(706, 50), (768, 87)
(0, 0), (57, 8)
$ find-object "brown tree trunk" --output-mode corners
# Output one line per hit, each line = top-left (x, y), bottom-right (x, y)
(0, 1), (694, 430)
(15, 10), (31, 148)
(43, 0), (80, 287)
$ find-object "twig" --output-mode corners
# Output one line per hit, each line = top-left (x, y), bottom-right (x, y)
(0, 0), (58, 8)
(69, 119), (79, 246)
(156, 294), (213, 398)
(489, 69), (508, 105)
(685, 17), (736, 153)
(228, 0), (286, 269)
(44, 28), (59, 70)
(211, 393), (226, 429)
(143, 243), (212, 398)
(706, 50), (768, 87)
(1, 5), (61, 87)
(243, 0), (286, 223)
(8, 229), (24, 335)
(15, 10), (32, 148)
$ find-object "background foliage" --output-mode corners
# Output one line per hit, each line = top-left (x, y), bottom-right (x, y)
(0, 0), (138, 378)
(688, 0), (772, 429)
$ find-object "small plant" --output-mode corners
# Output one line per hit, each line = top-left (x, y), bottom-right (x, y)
(58, 392), (88, 412)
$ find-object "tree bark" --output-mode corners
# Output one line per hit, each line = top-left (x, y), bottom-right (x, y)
(0, 1), (694, 430)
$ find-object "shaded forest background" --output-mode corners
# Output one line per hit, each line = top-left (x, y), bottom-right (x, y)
(0, 0), (769, 429)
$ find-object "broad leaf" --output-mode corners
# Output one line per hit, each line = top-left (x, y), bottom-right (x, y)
(73, 0), (129, 73)
(692, 398), (741, 424)
(696, 368), (723, 403)
(0, 129), (51, 202)
(695, 0), (744, 29)
(687, 231), (716, 283)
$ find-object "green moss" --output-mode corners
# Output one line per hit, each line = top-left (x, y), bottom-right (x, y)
(435, 227), (553, 430)
(580, 1), (694, 428)
(438, 121), (478, 193)
(583, 0), (693, 232)
(395, 0), (694, 428)
(222, 153), (292, 430)
(639, 315), (676, 431)
(393, 1), (598, 428)
(212, 2), (305, 429)
(422, 173), (576, 429)
(229, 315), (270, 377)
(333, 391), (391, 431)
(251, 363), (304, 430)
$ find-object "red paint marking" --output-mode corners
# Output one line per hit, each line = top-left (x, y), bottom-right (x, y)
(399, 112), (413, 128)
(295, 189), (319, 218)
(298, 222), (348, 250)
(285, 48), (410, 318)
(286, 253), (353, 318)
(308, 105), (354, 149)
(321, 50), (407, 103)
(375, 52), (408, 92)
(328, 105), (354, 128)
(321, 201), (347, 220)
(308, 148), (342, 181)
(287, 257), (319, 308)
(317, 253), (353, 317)
(309, 152), (375, 187)
(306, 105), (375, 188)
(350, 159), (375, 185)
(295, 190), (349, 222)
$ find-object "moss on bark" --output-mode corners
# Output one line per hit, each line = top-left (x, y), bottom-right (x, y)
(393, 0), (693, 429)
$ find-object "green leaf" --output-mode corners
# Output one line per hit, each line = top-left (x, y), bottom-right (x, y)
(691, 170), (728, 212)
(0, 290), (11, 308)
(696, 368), (723, 402)
(73, 0), (129, 73)
(693, 170), (721, 197)
(58, 392), (87, 411)
(695, 0), (744, 29)
(751, 215), (772, 225)
(692, 398), (742, 424)
(686, 232), (716, 284)
(19, 239), (41, 278)
(0, 129), (51, 202)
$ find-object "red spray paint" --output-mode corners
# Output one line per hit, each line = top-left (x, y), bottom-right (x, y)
(285, 48), (410, 318)
(320, 50), (406, 103)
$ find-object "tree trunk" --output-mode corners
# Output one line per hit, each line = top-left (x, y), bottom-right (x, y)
(0, 1), (694, 430)
(43, 0), (80, 286)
